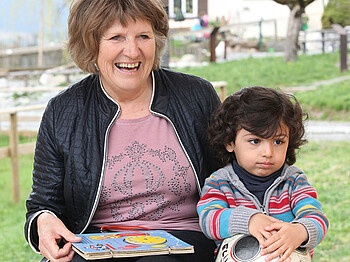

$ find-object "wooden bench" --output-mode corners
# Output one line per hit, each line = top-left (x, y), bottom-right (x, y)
(211, 81), (227, 102)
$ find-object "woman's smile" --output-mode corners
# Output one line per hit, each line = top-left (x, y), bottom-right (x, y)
(115, 62), (141, 72)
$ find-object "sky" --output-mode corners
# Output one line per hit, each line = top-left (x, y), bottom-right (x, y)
(0, 0), (69, 46)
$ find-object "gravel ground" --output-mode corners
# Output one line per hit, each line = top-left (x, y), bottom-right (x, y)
(305, 120), (350, 141)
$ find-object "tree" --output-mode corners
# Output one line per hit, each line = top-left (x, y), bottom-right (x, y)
(322, 0), (350, 29)
(272, 0), (315, 62)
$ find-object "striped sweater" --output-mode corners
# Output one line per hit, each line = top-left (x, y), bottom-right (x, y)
(197, 163), (328, 254)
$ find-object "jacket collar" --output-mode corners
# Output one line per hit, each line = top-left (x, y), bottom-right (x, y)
(95, 71), (166, 115)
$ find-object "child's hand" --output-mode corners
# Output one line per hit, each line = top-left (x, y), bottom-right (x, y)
(248, 213), (281, 244)
(260, 222), (308, 262)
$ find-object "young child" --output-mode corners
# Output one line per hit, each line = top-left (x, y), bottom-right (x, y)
(197, 86), (328, 261)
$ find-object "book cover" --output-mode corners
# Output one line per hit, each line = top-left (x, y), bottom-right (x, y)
(72, 230), (194, 260)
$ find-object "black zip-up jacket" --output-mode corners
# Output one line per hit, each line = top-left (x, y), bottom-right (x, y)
(25, 68), (221, 252)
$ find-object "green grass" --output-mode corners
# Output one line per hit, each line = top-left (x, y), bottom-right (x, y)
(295, 80), (350, 121)
(175, 52), (350, 93)
(0, 154), (42, 262)
(0, 134), (37, 147)
(1, 142), (349, 261)
(295, 142), (350, 261)
(175, 52), (350, 121)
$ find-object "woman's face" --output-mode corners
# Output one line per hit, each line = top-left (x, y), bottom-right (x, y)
(97, 18), (156, 100)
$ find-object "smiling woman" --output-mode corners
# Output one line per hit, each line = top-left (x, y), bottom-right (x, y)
(96, 18), (156, 109)
(67, 0), (168, 74)
(24, 0), (221, 262)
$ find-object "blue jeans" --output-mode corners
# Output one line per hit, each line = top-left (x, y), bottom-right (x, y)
(71, 230), (216, 262)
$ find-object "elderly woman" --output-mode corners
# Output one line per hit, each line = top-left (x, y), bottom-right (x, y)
(25, 0), (221, 261)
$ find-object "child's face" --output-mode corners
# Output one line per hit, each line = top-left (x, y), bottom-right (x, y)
(225, 126), (289, 177)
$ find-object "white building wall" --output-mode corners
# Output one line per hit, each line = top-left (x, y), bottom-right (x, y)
(208, 0), (326, 38)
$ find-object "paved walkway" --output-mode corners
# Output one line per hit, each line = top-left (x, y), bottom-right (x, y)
(305, 120), (350, 141)
(283, 76), (350, 141)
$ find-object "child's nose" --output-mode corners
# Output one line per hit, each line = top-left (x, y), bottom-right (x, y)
(262, 142), (273, 157)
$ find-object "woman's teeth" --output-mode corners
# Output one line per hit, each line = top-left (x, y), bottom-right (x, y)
(115, 62), (140, 71)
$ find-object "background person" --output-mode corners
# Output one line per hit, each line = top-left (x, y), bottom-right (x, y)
(25, 0), (221, 261)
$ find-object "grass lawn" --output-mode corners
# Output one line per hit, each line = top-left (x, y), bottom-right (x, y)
(1, 51), (349, 261)
(295, 79), (350, 121)
(0, 141), (349, 261)
(0, 154), (42, 262)
(175, 52), (350, 121)
(175, 52), (350, 95)
(295, 142), (350, 261)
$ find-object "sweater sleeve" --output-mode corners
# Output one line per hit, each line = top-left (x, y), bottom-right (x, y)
(197, 173), (261, 240)
(290, 173), (329, 249)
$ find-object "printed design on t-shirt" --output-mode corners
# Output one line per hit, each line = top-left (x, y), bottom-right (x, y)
(99, 186), (111, 206)
(100, 141), (192, 221)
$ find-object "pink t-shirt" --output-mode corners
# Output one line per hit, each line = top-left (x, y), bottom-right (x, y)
(91, 114), (201, 232)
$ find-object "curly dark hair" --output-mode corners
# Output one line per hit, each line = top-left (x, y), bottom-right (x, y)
(207, 86), (308, 166)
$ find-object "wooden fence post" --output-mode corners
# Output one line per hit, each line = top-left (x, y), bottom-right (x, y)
(339, 34), (348, 72)
(332, 24), (348, 72)
(9, 112), (20, 203)
(210, 27), (220, 63)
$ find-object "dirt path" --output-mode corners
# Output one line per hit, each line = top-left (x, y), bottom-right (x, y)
(283, 75), (350, 93)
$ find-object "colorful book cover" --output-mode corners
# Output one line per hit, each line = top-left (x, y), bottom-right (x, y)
(72, 230), (194, 260)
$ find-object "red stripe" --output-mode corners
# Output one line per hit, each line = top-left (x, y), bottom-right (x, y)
(106, 244), (116, 250)
(211, 210), (222, 239)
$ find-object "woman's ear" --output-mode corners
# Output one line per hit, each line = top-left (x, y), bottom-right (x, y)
(225, 142), (235, 152)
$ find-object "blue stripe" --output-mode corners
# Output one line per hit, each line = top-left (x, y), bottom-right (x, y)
(219, 209), (233, 238)
(197, 200), (229, 215)
(293, 198), (322, 218)
(272, 212), (295, 222)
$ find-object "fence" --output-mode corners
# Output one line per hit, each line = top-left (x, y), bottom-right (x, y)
(299, 27), (350, 55)
(0, 105), (46, 202)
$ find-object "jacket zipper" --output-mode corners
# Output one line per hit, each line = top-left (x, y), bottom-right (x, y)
(261, 176), (283, 215)
(79, 78), (121, 234)
(237, 183), (264, 213)
(233, 176), (283, 215)
(150, 110), (202, 196)
(147, 72), (201, 195)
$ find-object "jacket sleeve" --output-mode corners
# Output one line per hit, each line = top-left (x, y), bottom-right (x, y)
(24, 98), (67, 252)
(290, 173), (329, 249)
(197, 173), (261, 240)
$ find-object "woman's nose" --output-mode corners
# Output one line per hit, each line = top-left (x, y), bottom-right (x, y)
(123, 39), (140, 58)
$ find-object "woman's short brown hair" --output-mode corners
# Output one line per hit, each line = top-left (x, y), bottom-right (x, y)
(67, 0), (169, 74)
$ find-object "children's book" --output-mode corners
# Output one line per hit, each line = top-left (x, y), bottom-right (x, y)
(72, 230), (194, 260)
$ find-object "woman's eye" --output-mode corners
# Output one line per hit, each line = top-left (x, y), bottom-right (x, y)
(110, 35), (121, 41)
(139, 34), (150, 39)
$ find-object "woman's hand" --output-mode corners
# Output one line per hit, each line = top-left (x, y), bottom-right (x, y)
(37, 212), (82, 262)
(260, 222), (308, 262)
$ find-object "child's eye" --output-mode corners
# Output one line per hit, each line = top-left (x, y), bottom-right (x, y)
(249, 139), (260, 145)
(274, 139), (284, 145)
